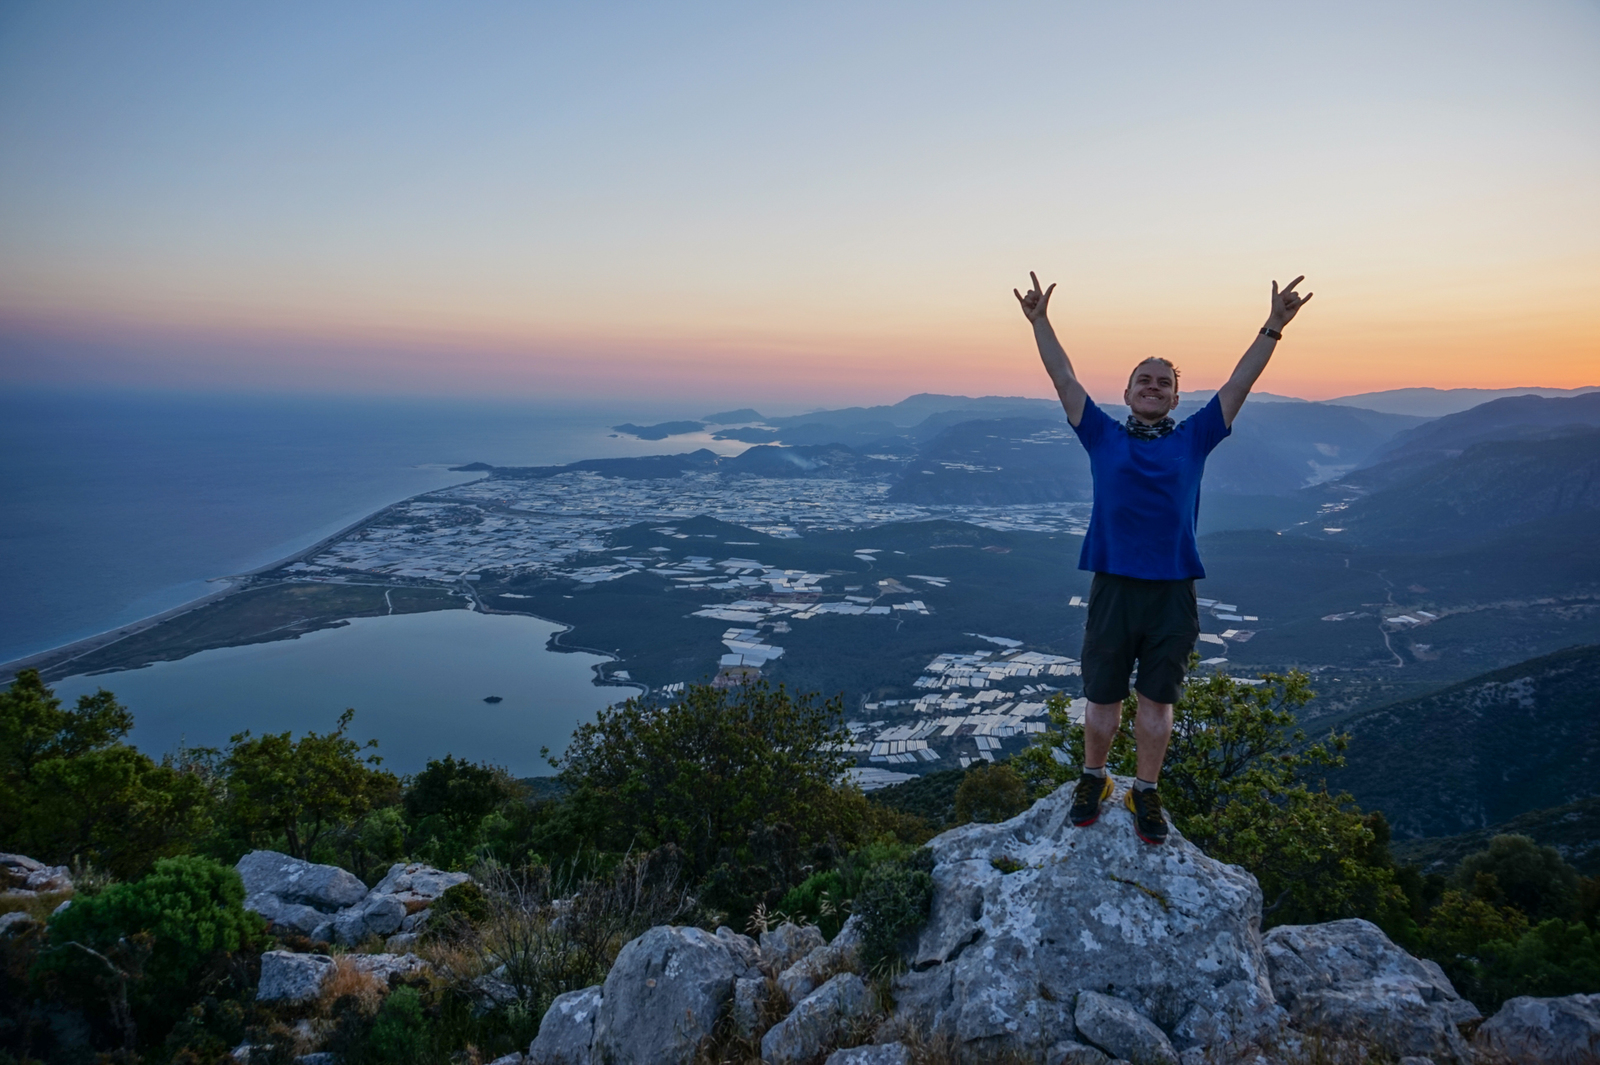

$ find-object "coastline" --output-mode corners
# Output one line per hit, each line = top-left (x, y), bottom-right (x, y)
(0, 479), (483, 684)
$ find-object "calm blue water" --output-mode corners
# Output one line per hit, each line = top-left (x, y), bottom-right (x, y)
(0, 388), (728, 664)
(51, 609), (625, 774)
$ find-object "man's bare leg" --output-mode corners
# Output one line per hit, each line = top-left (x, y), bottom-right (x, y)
(1082, 694), (1174, 782)
(1133, 692), (1174, 784)
(1082, 700), (1124, 770)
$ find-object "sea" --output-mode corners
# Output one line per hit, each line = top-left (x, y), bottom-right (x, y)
(1, 388), (746, 773)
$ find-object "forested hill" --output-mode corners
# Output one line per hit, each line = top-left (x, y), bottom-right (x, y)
(1332, 643), (1600, 839)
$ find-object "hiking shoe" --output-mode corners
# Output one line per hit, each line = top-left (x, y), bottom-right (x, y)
(1069, 772), (1114, 827)
(1124, 786), (1169, 845)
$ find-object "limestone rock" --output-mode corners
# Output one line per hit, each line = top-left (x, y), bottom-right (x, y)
(371, 861), (471, 914)
(760, 920), (826, 975)
(346, 952), (429, 985)
(487, 1055), (525, 1065)
(1397, 1057), (1438, 1065)
(257, 950), (336, 1003)
(590, 925), (742, 1063)
(1047, 1041), (1111, 1065)
(715, 925), (764, 977)
(1264, 918), (1479, 1065)
(1474, 993), (1600, 1063)
(0, 853), (71, 894)
(236, 851), (367, 912)
(385, 932), (420, 952)
(889, 776), (1282, 1054)
(761, 972), (872, 1065)
(0, 910), (37, 935)
(1074, 990), (1178, 1064)
(528, 984), (601, 1065)
(825, 1043), (911, 1065)
(243, 892), (329, 937)
(732, 976), (770, 1040)
(400, 908), (431, 933)
(332, 892), (408, 945)
(779, 914), (864, 1004)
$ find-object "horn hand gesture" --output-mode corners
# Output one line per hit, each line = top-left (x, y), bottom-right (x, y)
(1269, 275), (1313, 330)
(1014, 272), (1055, 323)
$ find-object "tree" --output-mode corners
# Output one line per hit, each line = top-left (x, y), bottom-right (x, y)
(0, 670), (213, 878)
(953, 763), (1029, 824)
(220, 709), (399, 861)
(1017, 663), (1408, 929)
(548, 681), (855, 881)
(36, 856), (264, 1050)
(403, 755), (521, 868)
(1452, 835), (1580, 923)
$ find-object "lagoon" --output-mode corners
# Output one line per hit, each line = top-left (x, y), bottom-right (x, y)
(51, 608), (629, 776)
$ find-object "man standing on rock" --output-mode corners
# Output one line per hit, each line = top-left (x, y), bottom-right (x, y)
(1015, 271), (1312, 844)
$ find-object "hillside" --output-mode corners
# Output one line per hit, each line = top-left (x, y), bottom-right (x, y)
(1319, 428), (1600, 546)
(1329, 644), (1600, 840)
(1391, 794), (1600, 876)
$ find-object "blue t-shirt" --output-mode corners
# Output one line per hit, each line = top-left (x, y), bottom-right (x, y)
(1071, 395), (1232, 580)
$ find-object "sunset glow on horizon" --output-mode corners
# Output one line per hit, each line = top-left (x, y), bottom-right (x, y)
(2, 2), (1596, 407)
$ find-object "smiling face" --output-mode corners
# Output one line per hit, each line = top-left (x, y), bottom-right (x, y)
(1124, 358), (1180, 424)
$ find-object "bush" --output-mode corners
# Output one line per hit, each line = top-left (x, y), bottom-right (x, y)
(549, 681), (859, 901)
(403, 755), (521, 869)
(779, 870), (848, 940)
(953, 763), (1029, 824)
(1453, 835), (1580, 923)
(36, 855), (265, 1049)
(361, 985), (429, 1065)
(853, 849), (934, 973)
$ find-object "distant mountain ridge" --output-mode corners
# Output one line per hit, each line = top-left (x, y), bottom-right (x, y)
(1331, 644), (1600, 840)
(1325, 385), (1599, 418)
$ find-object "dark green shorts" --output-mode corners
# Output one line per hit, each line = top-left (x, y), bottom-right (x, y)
(1080, 572), (1200, 705)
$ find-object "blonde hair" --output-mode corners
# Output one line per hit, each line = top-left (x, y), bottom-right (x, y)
(1127, 357), (1180, 390)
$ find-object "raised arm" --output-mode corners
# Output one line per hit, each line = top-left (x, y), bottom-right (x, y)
(1217, 275), (1313, 426)
(1015, 272), (1088, 426)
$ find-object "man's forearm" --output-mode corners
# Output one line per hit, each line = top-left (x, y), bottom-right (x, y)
(1217, 316), (1283, 425)
(1034, 316), (1088, 424)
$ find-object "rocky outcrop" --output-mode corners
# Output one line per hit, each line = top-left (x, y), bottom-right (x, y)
(1474, 993), (1600, 1063)
(1264, 918), (1479, 1064)
(888, 776), (1283, 1055)
(0, 853), (71, 895)
(257, 951), (338, 1003)
(526, 778), (1504, 1065)
(527, 985), (602, 1065)
(589, 925), (759, 1064)
(236, 852), (469, 946)
(255, 950), (428, 1003)
(1074, 990), (1178, 1064)
(761, 972), (871, 1065)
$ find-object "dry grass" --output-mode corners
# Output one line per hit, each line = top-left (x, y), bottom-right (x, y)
(0, 889), (72, 922)
(318, 956), (387, 1017)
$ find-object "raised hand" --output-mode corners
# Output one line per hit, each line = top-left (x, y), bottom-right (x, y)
(1014, 271), (1056, 323)
(1269, 275), (1313, 329)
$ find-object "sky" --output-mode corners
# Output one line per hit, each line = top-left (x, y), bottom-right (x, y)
(0, 1), (1596, 407)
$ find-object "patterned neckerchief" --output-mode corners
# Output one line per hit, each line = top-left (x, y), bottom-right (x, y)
(1124, 414), (1176, 440)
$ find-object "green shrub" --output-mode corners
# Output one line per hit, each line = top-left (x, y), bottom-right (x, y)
(779, 870), (848, 940)
(361, 985), (429, 1065)
(953, 763), (1029, 824)
(1453, 835), (1580, 923)
(37, 855), (264, 1048)
(428, 879), (490, 936)
(853, 849), (934, 973)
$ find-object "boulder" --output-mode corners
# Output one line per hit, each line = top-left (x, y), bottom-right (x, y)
(370, 861), (472, 913)
(385, 932), (421, 952)
(487, 1055), (525, 1065)
(760, 921), (826, 975)
(346, 952), (429, 985)
(761, 972), (872, 1065)
(528, 984), (602, 1065)
(332, 893), (408, 945)
(0, 911), (37, 935)
(889, 776), (1283, 1054)
(1074, 990), (1178, 1064)
(0, 854), (71, 894)
(825, 1043), (911, 1065)
(715, 925), (764, 977)
(1047, 1042), (1111, 1065)
(779, 914), (864, 1005)
(243, 892), (329, 937)
(732, 976), (770, 1040)
(589, 925), (744, 1063)
(257, 951), (337, 1003)
(236, 851), (368, 912)
(1264, 918), (1479, 1065)
(1474, 993), (1600, 1063)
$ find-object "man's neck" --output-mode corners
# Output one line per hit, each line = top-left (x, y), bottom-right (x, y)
(1129, 411), (1170, 426)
